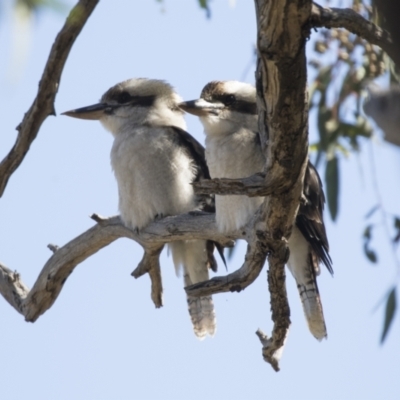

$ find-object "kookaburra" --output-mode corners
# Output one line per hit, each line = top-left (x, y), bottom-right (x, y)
(63, 78), (220, 340)
(179, 80), (333, 340)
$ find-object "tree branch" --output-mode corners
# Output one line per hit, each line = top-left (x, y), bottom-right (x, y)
(131, 245), (164, 308)
(193, 173), (267, 196)
(259, 243), (291, 371)
(0, 213), (238, 323)
(310, 3), (397, 65)
(250, 0), (310, 371)
(193, 172), (297, 197)
(0, 0), (99, 197)
(186, 212), (270, 297)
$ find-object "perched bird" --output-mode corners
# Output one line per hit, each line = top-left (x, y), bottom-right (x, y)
(179, 80), (333, 340)
(63, 78), (219, 340)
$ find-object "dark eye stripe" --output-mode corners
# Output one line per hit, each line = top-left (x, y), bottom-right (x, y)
(213, 94), (235, 106)
(208, 94), (257, 115)
(117, 91), (132, 103)
(231, 100), (257, 115)
(114, 92), (156, 107)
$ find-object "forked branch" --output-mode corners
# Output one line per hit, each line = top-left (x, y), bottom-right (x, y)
(0, 213), (237, 323)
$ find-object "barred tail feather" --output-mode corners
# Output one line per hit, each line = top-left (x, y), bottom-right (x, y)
(288, 226), (327, 341)
(297, 280), (327, 340)
(185, 272), (216, 340)
(169, 240), (217, 339)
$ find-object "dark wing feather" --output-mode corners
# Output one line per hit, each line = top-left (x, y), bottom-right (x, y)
(167, 126), (211, 179)
(295, 161), (333, 275)
(166, 126), (227, 270)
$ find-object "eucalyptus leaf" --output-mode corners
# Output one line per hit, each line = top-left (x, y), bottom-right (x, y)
(325, 156), (339, 221)
(198, 0), (211, 18)
(381, 287), (397, 344)
(364, 246), (377, 263)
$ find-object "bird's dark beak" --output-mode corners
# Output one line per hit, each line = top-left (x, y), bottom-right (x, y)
(62, 103), (109, 120)
(179, 99), (224, 117)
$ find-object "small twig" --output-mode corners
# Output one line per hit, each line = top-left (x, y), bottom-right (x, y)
(91, 213), (107, 223)
(255, 328), (270, 347)
(193, 173), (268, 196)
(47, 244), (59, 253)
(0, 0), (99, 197)
(193, 173), (299, 197)
(132, 246), (164, 308)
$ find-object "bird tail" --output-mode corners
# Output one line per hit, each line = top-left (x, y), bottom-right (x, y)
(295, 267), (327, 341)
(169, 240), (216, 340)
(287, 229), (327, 341)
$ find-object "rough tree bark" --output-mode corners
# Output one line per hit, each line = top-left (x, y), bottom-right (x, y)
(0, 0), (393, 371)
(0, 213), (236, 322)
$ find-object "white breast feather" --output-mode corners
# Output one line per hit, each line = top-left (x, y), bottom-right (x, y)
(205, 128), (264, 232)
(111, 126), (196, 229)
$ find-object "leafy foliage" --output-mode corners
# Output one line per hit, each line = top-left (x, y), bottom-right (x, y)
(309, 4), (382, 220)
(310, 0), (399, 343)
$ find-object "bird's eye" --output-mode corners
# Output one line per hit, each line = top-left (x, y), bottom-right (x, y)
(224, 94), (236, 105)
(117, 91), (132, 104)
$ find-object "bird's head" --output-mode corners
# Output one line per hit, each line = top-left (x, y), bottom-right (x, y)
(179, 80), (258, 136)
(62, 78), (186, 135)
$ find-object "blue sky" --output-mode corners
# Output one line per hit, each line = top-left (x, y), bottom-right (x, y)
(0, 1), (399, 399)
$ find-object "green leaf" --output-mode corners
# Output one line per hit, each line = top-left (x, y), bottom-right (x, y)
(363, 224), (373, 240)
(393, 217), (400, 243)
(362, 224), (378, 263)
(315, 102), (331, 167)
(197, 0), (211, 18)
(325, 156), (339, 221)
(364, 247), (377, 263)
(381, 287), (397, 344)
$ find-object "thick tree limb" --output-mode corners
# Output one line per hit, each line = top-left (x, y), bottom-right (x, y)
(0, 213), (238, 322)
(190, 1), (308, 372)
(0, 0), (99, 197)
(252, 0), (310, 371)
(310, 3), (397, 65)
